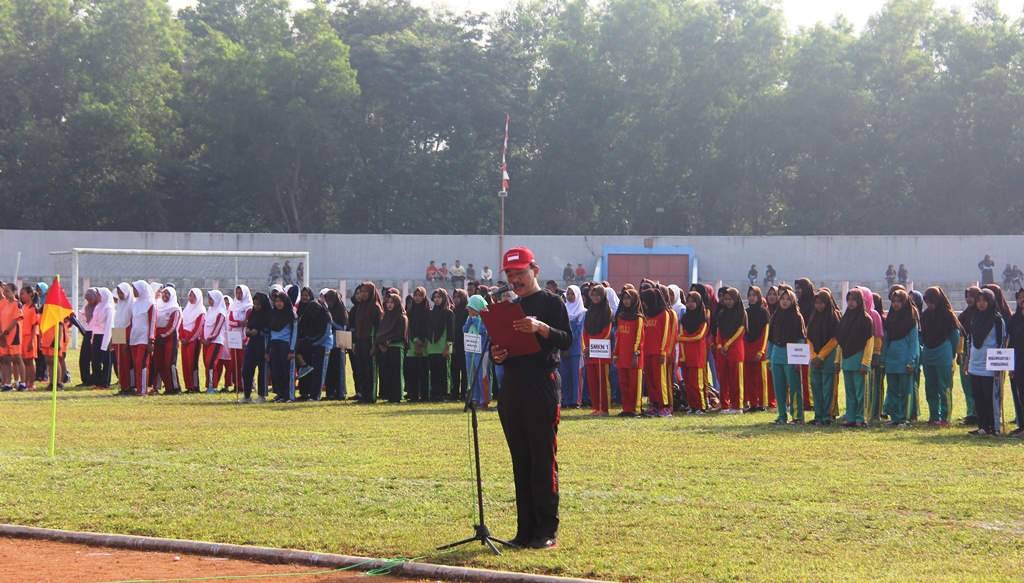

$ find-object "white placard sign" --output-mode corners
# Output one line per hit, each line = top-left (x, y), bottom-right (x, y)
(987, 348), (1015, 371)
(787, 343), (811, 365)
(227, 330), (244, 349)
(335, 330), (353, 350)
(110, 327), (127, 345)
(589, 339), (612, 359)
(464, 333), (482, 354)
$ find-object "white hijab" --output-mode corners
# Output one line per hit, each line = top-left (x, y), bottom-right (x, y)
(157, 286), (180, 318)
(181, 288), (206, 328)
(93, 287), (115, 329)
(668, 284), (686, 319)
(131, 280), (154, 316)
(231, 285), (253, 321)
(565, 285), (586, 322)
(204, 290), (226, 335)
(114, 282), (134, 327)
(605, 287), (620, 313)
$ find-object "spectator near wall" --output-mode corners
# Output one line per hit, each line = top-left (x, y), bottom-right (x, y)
(449, 260), (466, 289)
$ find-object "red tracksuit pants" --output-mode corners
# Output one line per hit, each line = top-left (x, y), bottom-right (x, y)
(743, 360), (768, 408)
(204, 343), (224, 389)
(585, 361), (611, 412)
(681, 366), (706, 411)
(153, 338), (180, 393)
(129, 344), (150, 395)
(181, 340), (202, 390)
(229, 346), (245, 389)
(644, 354), (670, 408)
(716, 358), (743, 410)
(617, 366), (643, 414)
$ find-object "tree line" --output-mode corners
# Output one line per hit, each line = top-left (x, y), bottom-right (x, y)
(2, 0), (1023, 236)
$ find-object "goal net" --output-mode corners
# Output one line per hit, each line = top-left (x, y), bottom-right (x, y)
(51, 248), (309, 343)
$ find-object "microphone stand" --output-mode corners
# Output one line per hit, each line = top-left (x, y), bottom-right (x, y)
(437, 336), (516, 555)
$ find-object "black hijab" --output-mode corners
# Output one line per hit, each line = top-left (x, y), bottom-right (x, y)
(838, 288), (874, 355)
(246, 292), (272, 333)
(324, 290), (349, 329)
(744, 286), (769, 343)
(716, 287), (747, 339)
(354, 282), (382, 340)
(616, 289), (642, 322)
(885, 289), (918, 342)
(958, 286), (981, 334)
(640, 288), (667, 319)
(769, 288), (805, 346)
(407, 286), (430, 340)
(920, 287), (961, 349)
(806, 289), (840, 349)
(1007, 288), (1024, 352)
(795, 278), (815, 323)
(269, 293), (296, 332)
(680, 291), (707, 335)
(375, 293), (408, 346)
(972, 288), (1000, 350)
(584, 284), (612, 335)
(426, 288), (454, 343)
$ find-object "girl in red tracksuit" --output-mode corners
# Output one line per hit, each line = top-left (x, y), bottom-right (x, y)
(678, 291), (709, 413)
(154, 287), (182, 394)
(715, 287), (747, 413)
(128, 280), (158, 396)
(227, 285), (252, 392)
(640, 287), (674, 416)
(743, 286), (770, 411)
(203, 290), (227, 392)
(613, 288), (644, 417)
(179, 288), (205, 393)
(583, 283), (613, 416)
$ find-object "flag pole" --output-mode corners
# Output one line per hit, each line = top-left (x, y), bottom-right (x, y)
(50, 275), (60, 458)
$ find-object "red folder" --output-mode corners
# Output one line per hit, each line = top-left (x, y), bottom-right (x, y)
(480, 301), (542, 357)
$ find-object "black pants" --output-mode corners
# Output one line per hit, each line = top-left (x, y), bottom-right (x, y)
(268, 340), (293, 401)
(971, 374), (998, 432)
(451, 347), (467, 400)
(90, 334), (112, 388)
(497, 367), (561, 542)
(324, 348), (347, 400)
(1010, 367), (1024, 430)
(376, 345), (403, 403)
(241, 335), (268, 398)
(405, 356), (429, 401)
(79, 330), (94, 385)
(353, 339), (375, 400)
(295, 338), (328, 401)
(428, 353), (451, 400)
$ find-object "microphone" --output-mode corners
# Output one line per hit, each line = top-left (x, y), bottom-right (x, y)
(488, 283), (512, 297)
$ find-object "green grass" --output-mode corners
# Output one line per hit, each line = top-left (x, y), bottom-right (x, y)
(3, 350), (1024, 582)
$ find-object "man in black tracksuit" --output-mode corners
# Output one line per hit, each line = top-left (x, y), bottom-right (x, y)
(490, 246), (572, 550)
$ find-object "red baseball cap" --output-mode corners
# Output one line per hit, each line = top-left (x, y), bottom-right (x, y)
(502, 246), (535, 272)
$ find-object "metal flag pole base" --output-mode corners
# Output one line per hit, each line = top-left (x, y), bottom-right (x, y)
(437, 351), (516, 555)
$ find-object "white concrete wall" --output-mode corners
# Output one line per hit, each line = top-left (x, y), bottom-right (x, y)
(3, 230), (1022, 288)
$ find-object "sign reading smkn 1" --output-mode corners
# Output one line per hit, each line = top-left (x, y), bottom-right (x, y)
(588, 339), (611, 360)
(986, 348), (1015, 371)
(464, 333), (482, 354)
(787, 343), (811, 365)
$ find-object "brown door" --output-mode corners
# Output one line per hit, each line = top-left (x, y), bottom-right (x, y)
(607, 254), (689, 293)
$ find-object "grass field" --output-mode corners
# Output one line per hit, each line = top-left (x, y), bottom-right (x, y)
(2, 349), (1024, 582)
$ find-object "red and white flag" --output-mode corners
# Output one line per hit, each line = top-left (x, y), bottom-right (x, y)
(501, 114), (509, 190)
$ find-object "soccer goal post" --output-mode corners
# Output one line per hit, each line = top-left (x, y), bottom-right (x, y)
(51, 248), (309, 347)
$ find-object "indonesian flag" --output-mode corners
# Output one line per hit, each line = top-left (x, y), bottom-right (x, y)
(502, 114), (509, 190)
(40, 277), (73, 333)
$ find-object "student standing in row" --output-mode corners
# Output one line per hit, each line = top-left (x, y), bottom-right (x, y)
(743, 286), (769, 412)
(113, 283), (134, 392)
(838, 288), (875, 427)
(678, 291), (709, 413)
(560, 285), (586, 408)
(880, 289), (920, 427)
(375, 292), (408, 404)
(957, 286), (980, 424)
(859, 287), (885, 423)
(153, 286), (182, 394)
(426, 288), (454, 400)
(405, 286), (430, 401)
(1007, 287), (1024, 437)
(613, 288), (644, 417)
(715, 287), (746, 414)
(239, 292), (271, 403)
(203, 290), (227, 393)
(227, 285), (253, 393)
(640, 287), (673, 417)
(768, 287), (806, 425)
(583, 284), (613, 416)
(179, 289), (205, 393)
(968, 288), (1004, 435)
(268, 292), (296, 403)
(918, 287), (962, 427)
(806, 289), (840, 425)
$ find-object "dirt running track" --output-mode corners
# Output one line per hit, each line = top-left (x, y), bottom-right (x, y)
(1, 537), (434, 583)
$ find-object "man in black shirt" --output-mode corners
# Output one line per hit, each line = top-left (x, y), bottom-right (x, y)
(490, 246), (572, 550)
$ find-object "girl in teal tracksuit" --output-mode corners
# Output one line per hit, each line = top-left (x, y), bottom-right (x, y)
(837, 288), (875, 426)
(768, 286), (806, 425)
(880, 289), (920, 426)
(919, 287), (962, 426)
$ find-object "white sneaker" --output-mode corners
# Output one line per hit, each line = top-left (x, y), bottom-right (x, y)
(253, 396), (266, 404)
(734, 409), (744, 414)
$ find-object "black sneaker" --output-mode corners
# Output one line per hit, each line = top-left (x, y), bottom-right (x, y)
(1, 385), (13, 392)
(528, 537), (558, 550)
(509, 535), (531, 548)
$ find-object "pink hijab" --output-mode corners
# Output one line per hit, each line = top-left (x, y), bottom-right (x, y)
(858, 286), (884, 337)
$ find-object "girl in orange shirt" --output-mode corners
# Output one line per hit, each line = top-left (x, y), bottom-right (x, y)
(19, 286), (40, 390)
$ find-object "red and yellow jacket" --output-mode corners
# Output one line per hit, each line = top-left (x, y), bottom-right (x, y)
(643, 311), (674, 357)
(677, 321), (708, 366)
(614, 316), (644, 365)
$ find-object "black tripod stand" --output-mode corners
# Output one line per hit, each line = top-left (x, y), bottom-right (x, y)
(437, 342), (516, 555)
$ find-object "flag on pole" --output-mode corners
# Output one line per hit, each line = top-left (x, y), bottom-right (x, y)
(501, 113), (510, 190)
(40, 276), (72, 333)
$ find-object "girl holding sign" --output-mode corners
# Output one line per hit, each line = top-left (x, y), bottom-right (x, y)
(838, 288), (875, 427)
(613, 288), (645, 417)
(880, 289), (920, 426)
(920, 287), (963, 427)
(583, 284), (613, 416)
(968, 288), (1005, 435)
(767, 286), (806, 424)
(678, 291), (709, 413)
(1007, 287), (1024, 437)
